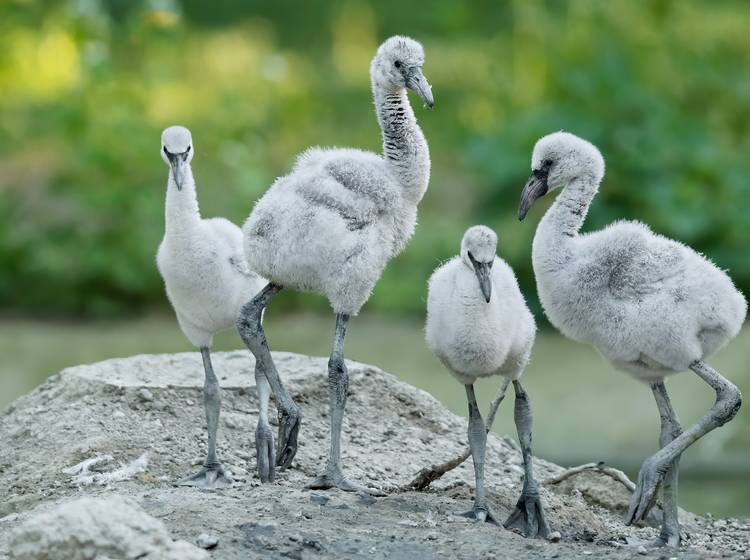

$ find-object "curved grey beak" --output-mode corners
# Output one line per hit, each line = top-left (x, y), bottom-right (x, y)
(166, 152), (187, 191)
(468, 252), (492, 303)
(518, 171), (549, 221)
(406, 67), (434, 108)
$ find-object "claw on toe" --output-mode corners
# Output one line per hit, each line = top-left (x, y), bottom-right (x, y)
(256, 424), (275, 483)
(623, 534), (681, 550)
(306, 471), (385, 496)
(176, 464), (234, 490)
(504, 491), (551, 539)
(457, 507), (500, 526)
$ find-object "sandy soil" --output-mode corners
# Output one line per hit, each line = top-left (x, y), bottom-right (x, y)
(1, 351), (748, 559)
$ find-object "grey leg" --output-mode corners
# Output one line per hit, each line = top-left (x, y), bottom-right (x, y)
(486, 377), (511, 430)
(402, 377), (510, 491)
(504, 380), (550, 539)
(628, 360), (742, 524)
(237, 283), (301, 472)
(458, 383), (499, 524)
(255, 361), (274, 483)
(307, 314), (382, 494)
(648, 380), (682, 547)
(177, 347), (234, 489)
(399, 377), (510, 492)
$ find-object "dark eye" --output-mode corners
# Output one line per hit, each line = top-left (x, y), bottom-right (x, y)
(543, 158), (553, 167)
(394, 60), (402, 69)
(186, 146), (191, 152)
(163, 146), (168, 155)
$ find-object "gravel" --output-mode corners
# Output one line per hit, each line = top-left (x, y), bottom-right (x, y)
(1, 351), (748, 559)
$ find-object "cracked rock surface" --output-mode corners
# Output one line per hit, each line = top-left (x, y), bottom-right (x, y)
(1, 351), (748, 559)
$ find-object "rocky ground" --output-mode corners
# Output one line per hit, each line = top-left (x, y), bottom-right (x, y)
(0, 351), (748, 559)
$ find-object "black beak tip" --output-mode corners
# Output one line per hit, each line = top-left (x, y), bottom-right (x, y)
(485, 295), (491, 303)
(427, 100), (434, 109)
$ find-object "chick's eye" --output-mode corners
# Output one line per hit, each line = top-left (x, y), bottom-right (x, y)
(163, 146), (168, 155)
(394, 60), (402, 69)
(186, 146), (191, 152)
(543, 159), (553, 167)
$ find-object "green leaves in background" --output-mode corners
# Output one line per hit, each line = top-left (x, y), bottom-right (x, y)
(1, 0), (749, 318)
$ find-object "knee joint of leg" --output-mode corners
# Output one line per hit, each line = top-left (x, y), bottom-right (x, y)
(204, 382), (221, 404)
(237, 302), (261, 336)
(328, 356), (347, 379)
(717, 383), (742, 424)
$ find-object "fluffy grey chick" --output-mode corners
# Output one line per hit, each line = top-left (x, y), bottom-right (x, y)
(519, 131), (745, 547)
(236, 36), (434, 493)
(157, 126), (268, 488)
(425, 225), (550, 538)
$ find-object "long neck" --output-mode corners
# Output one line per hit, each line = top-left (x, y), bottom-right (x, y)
(373, 86), (430, 204)
(164, 165), (201, 238)
(534, 175), (599, 267)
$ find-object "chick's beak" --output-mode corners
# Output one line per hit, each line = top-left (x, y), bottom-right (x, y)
(474, 262), (492, 303)
(167, 152), (186, 191)
(518, 171), (549, 221)
(406, 67), (434, 108)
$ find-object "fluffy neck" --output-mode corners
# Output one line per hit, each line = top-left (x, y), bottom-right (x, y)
(534, 175), (599, 266)
(164, 165), (201, 238)
(373, 85), (430, 204)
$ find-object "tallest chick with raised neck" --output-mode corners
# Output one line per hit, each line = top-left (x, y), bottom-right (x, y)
(237, 36), (434, 492)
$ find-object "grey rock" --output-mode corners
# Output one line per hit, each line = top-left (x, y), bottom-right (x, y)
(9, 496), (207, 560)
(196, 533), (218, 549)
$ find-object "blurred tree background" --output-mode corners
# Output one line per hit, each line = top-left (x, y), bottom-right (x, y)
(1, 0), (750, 516)
(2, 0), (750, 318)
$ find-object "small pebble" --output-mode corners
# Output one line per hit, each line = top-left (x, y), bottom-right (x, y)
(310, 494), (329, 506)
(137, 388), (154, 402)
(636, 545), (647, 555)
(548, 531), (561, 543)
(196, 533), (218, 549)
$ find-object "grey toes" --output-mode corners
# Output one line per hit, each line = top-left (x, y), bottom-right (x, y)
(256, 423), (275, 483)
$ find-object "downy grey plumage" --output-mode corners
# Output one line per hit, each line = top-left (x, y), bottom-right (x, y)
(519, 131), (745, 547)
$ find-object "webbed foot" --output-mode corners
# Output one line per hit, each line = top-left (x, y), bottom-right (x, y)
(276, 405), (301, 469)
(626, 458), (665, 524)
(504, 488), (551, 539)
(306, 468), (385, 496)
(176, 463), (234, 489)
(457, 505), (500, 525)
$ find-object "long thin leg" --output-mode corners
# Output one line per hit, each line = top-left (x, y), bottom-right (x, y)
(401, 377), (510, 491)
(237, 283), (301, 472)
(649, 380), (682, 547)
(177, 347), (233, 488)
(504, 380), (550, 539)
(628, 360), (742, 524)
(307, 314), (382, 494)
(458, 383), (498, 524)
(255, 361), (274, 483)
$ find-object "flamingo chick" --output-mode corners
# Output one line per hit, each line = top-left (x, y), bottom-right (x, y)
(157, 126), (268, 488)
(237, 36), (434, 491)
(425, 225), (550, 538)
(518, 131), (745, 547)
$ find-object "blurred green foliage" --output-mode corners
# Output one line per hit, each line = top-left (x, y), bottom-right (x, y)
(1, 0), (749, 318)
